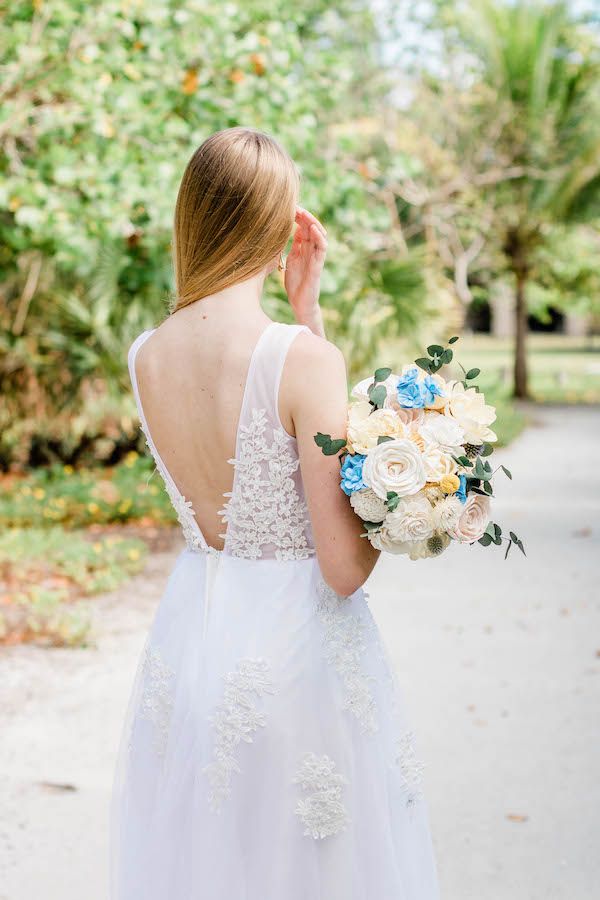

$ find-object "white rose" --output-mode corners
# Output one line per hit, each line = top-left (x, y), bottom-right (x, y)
(420, 411), (465, 454)
(346, 401), (405, 455)
(383, 493), (435, 543)
(421, 444), (457, 482)
(448, 494), (491, 543)
(362, 438), (427, 500)
(432, 496), (463, 533)
(444, 381), (497, 444)
(350, 488), (388, 523)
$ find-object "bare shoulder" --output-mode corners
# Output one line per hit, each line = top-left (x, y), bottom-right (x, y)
(286, 330), (346, 383)
(280, 330), (347, 435)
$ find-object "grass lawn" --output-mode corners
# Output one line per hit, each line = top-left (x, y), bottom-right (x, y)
(457, 334), (600, 405)
(379, 333), (600, 446)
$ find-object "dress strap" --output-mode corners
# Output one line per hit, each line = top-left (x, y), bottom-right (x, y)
(245, 322), (311, 431)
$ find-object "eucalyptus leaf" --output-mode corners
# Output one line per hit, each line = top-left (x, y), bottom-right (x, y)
(483, 481), (493, 495)
(480, 443), (494, 457)
(441, 348), (453, 364)
(322, 438), (346, 456)
(448, 336), (459, 344)
(368, 384), (387, 408)
(501, 465), (513, 480)
(314, 432), (330, 448)
(466, 368), (480, 380)
(479, 533), (493, 546)
(377, 435), (394, 444)
(374, 366), (392, 383)
(414, 357), (432, 373)
(427, 344), (444, 356)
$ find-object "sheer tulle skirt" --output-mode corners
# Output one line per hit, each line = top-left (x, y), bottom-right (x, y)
(110, 550), (439, 900)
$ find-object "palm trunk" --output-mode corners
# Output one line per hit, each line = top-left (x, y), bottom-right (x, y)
(513, 270), (529, 399)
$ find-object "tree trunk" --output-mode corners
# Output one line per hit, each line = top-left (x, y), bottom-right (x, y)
(513, 271), (529, 399)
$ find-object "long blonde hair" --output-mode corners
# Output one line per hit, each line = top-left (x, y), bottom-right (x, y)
(171, 127), (300, 312)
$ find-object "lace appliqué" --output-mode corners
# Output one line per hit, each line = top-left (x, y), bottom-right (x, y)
(395, 730), (426, 807)
(139, 426), (205, 553)
(315, 578), (378, 734)
(203, 657), (275, 812)
(138, 644), (175, 758)
(293, 752), (350, 840)
(220, 408), (314, 561)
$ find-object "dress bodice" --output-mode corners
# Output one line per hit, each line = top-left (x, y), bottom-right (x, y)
(127, 321), (316, 561)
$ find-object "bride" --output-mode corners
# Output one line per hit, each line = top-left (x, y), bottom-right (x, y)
(110, 126), (440, 899)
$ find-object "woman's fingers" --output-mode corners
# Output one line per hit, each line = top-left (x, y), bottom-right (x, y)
(295, 206), (327, 239)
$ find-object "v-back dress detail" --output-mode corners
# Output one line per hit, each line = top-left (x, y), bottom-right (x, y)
(110, 321), (440, 900)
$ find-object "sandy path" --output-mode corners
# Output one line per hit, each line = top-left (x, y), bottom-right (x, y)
(1, 405), (598, 899)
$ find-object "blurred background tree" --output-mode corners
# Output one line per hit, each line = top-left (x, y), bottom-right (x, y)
(1, 0), (599, 470)
(2, 0), (428, 468)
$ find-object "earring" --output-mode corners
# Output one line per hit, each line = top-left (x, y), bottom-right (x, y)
(278, 252), (286, 272)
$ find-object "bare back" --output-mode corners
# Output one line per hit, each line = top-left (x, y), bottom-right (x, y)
(129, 313), (312, 555)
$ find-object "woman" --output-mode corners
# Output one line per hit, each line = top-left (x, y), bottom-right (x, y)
(110, 126), (440, 899)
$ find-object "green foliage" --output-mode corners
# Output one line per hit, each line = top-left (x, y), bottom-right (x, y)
(0, 453), (176, 528)
(2, 0), (410, 467)
(0, 526), (147, 646)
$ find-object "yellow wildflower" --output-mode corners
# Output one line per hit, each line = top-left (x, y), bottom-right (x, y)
(439, 474), (460, 495)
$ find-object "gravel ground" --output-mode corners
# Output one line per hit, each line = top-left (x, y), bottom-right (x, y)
(1, 405), (598, 900)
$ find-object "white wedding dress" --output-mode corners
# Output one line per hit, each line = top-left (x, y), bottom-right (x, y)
(110, 320), (440, 900)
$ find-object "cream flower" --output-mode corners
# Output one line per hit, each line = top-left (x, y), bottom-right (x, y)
(350, 488), (388, 523)
(381, 493), (435, 543)
(420, 411), (465, 454)
(394, 407), (425, 430)
(421, 444), (457, 482)
(444, 381), (497, 444)
(423, 484), (445, 503)
(448, 494), (491, 543)
(432, 496), (463, 533)
(346, 402), (405, 455)
(362, 438), (427, 500)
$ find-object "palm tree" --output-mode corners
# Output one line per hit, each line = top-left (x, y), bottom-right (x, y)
(457, 0), (600, 398)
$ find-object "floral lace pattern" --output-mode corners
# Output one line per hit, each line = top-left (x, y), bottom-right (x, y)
(293, 752), (350, 840)
(138, 643), (175, 758)
(139, 426), (205, 553)
(395, 730), (426, 807)
(203, 657), (275, 812)
(315, 578), (378, 734)
(220, 408), (314, 561)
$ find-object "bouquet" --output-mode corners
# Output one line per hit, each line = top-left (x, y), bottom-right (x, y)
(314, 336), (525, 561)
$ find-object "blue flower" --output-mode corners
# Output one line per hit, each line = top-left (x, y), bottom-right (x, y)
(456, 474), (467, 504)
(340, 453), (367, 495)
(422, 374), (445, 406)
(396, 366), (426, 409)
(396, 366), (446, 409)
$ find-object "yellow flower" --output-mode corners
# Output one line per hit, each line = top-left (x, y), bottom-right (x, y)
(63, 465), (74, 475)
(127, 548), (141, 561)
(118, 499), (132, 513)
(440, 474), (460, 495)
(124, 451), (138, 468)
(33, 488), (45, 500)
(87, 502), (99, 514)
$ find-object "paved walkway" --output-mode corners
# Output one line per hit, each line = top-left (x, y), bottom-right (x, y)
(1, 405), (598, 899)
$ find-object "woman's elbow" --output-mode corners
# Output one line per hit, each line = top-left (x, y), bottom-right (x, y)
(318, 561), (371, 599)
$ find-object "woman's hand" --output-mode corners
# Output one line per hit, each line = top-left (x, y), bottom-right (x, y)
(284, 206), (327, 337)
